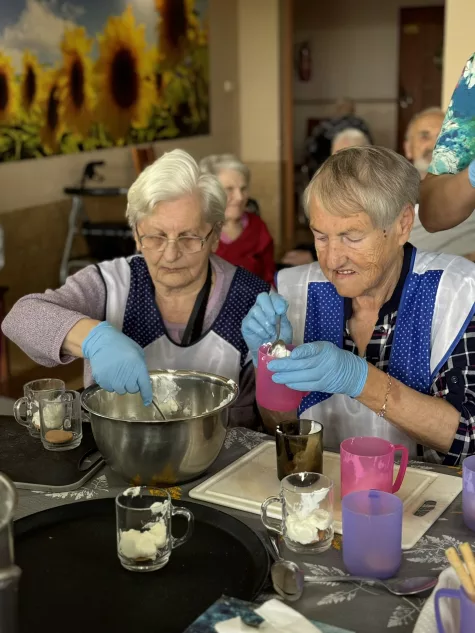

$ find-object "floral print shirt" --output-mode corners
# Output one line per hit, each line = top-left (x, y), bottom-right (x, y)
(429, 53), (475, 175)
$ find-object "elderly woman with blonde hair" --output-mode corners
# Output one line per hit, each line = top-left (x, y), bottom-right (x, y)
(200, 154), (275, 284)
(3, 150), (270, 427)
(242, 146), (475, 464)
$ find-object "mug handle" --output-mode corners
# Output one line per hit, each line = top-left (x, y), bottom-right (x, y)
(261, 496), (283, 534)
(434, 588), (460, 633)
(171, 506), (194, 550)
(13, 397), (29, 427)
(392, 444), (409, 493)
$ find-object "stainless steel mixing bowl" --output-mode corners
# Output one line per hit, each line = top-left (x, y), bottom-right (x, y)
(81, 370), (239, 485)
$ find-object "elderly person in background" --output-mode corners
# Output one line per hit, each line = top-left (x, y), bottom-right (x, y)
(199, 154), (275, 284)
(242, 146), (475, 464)
(3, 150), (270, 428)
(404, 107), (475, 260)
(281, 127), (372, 268)
(331, 128), (371, 154)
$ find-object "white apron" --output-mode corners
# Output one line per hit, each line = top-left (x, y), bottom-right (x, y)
(98, 255), (269, 384)
(277, 249), (475, 459)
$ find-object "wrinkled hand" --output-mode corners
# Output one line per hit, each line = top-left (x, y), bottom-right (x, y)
(82, 321), (153, 405)
(241, 292), (293, 366)
(268, 341), (368, 397)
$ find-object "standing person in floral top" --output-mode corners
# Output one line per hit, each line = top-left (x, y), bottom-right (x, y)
(419, 53), (475, 232)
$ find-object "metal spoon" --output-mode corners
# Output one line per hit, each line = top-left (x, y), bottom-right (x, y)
(151, 399), (166, 421)
(269, 316), (288, 357)
(268, 534), (437, 600)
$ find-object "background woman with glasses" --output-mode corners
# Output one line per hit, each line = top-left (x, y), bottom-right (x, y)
(3, 150), (270, 428)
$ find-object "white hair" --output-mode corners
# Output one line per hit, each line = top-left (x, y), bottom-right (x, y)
(126, 149), (227, 228)
(332, 128), (371, 150)
(303, 146), (420, 229)
(199, 153), (250, 184)
(405, 107), (445, 140)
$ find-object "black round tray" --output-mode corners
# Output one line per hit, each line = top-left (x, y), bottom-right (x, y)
(14, 498), (269, 633)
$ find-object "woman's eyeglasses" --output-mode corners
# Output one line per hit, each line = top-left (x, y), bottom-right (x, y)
(137, 226), (215, 253)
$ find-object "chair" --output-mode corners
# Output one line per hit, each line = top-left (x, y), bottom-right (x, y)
(131, 147), (156, 176)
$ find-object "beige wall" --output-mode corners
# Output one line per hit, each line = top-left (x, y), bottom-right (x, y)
(442, 0), (475, 108)
(0, 0), (240, 214)
(293, 0), (445, 159)
(237, 0), (282, 245)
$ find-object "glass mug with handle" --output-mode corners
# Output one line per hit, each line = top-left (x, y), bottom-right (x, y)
(340, 436), (409, 498)
(14, 379), (66, 438)
(261, 472), (334, 554)
(38, 389), (83, 451)
(116, 487), (194, 572)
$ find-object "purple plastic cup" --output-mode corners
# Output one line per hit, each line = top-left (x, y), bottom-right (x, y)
(256, 344), (305, 412)
(463, 455), (475, 531)
(435, 587), (475, 633)
(342, 489), (403, 579)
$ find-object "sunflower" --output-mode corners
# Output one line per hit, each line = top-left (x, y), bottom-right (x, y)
(95, 6), (153, 140)
(155, 0), (192, 67)
(0, 52), (18, 123)
(58, 27), (95, 137)
(39, 70), (64, 153)
(19, 51), (44, 114)
(147, 49), (172, 103)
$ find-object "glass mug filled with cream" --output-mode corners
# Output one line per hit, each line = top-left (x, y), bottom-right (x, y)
(116, 487), (194, 572)
(14, 379), (66, 438)
(261, 472), (334, 554)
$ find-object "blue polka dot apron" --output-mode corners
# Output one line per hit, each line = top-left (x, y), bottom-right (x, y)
(277, 249), (475, 458)
(98, 255), (269, 383)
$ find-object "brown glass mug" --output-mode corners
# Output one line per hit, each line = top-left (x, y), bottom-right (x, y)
(275, 419), (324, 480)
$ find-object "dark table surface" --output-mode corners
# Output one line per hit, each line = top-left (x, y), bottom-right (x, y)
(15, 427), (472, 633)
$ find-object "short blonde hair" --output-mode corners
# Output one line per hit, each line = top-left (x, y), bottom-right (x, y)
(199, 154), (250, 184)
(126, 149), (226, 228)
(303, 146), (420, 229)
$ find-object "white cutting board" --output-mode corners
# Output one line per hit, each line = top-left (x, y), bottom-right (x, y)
(189, 442), (462, 550)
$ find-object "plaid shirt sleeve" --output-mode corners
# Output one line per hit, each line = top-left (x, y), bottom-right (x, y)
(427, 315), (475, 465)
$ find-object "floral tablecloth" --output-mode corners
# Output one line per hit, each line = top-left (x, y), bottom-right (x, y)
(14, 427), (473, 633)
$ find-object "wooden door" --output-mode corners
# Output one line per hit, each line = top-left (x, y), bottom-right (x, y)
(396, 6), (445, 153)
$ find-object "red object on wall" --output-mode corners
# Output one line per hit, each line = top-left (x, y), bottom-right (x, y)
(297, 42), (311, 82)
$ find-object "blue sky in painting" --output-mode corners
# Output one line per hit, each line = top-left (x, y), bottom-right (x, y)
(0, 0), (208, 72)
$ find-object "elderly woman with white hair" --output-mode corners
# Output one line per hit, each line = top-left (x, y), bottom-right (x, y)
(3, 150), (270, 427)
(242, 146), (475, 464)
(199, 154), (275, 284)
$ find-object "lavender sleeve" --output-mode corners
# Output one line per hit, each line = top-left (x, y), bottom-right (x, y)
(2, 265), (106, 368)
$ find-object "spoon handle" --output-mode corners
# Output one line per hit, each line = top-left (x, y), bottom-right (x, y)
(304, 575), (378, 586)
(275, 316), (281, 342)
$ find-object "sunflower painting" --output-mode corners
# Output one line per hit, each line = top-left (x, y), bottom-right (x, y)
(0, 0), (209, 162)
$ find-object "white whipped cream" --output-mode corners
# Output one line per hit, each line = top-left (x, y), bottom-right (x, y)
(119, 520), (167, 560)
(271, 346), (291, 358)
(32, 397), (64, 430)
(285, 509), (332, 544)
(123, 486), (141, 497)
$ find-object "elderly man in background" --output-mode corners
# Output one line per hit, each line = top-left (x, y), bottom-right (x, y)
(405, 107), (475, 259)
(331, 128), (371, 154)
(243, 146), (475, 464)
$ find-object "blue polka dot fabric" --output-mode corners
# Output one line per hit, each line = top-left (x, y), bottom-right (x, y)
(122, 257), (269, 367)
(389, 270), (442, 393)
(298, 270), (441, 415)
(300, 282), (343, 413)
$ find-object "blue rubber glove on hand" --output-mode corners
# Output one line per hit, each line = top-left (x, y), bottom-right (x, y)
(241, 292), (293, 366)
(82, 321), (153, 405)
(268, 341), (368, 398)
(469, 159), (475, 188)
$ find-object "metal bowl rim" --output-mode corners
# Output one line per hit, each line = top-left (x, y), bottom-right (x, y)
(80, 369), (239, 424)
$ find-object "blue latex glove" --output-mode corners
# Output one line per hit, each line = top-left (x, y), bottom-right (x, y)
(241, 292), (293, 366)
(268, 341), (368, 398)
(82, 321), (153, 405)
(469, 159), (475, 188)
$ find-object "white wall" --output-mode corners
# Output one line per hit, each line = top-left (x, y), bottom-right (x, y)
(293, 0), (444, 160)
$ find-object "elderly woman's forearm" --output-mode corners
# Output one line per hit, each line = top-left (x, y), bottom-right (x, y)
(357, 364), (459, 453)
(419, 171), (475, 232)
(62, 318), (101, 357)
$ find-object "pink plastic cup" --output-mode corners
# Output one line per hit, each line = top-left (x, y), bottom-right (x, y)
(256, 344), (305, 412)
(340, 436), (409, 499)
